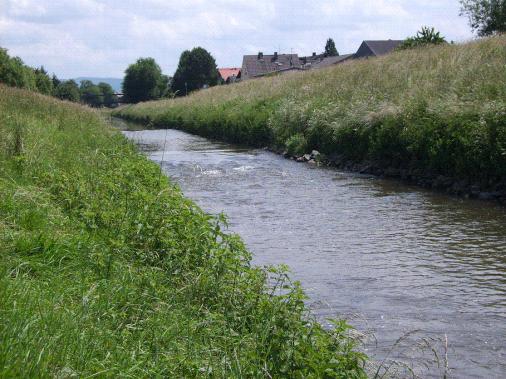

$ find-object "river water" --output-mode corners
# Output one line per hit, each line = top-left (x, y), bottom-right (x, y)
(120, 121), (506, 378)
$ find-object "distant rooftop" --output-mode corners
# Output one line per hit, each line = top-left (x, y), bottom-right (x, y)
(218, 68), (241, 82)
(242, 53), (300, 79)
(358, 40), (403, 57)
(303, 54), (355, 69)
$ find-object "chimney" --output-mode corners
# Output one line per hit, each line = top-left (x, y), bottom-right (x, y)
(273, 52), (278, 60)
(312, 52), (316, 57)
(258, 52), (263, 60)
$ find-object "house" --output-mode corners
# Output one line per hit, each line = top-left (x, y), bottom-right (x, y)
(300, 52), (355, 69)
(354, 40), (403, 59)
(218, 68), (241, 84)
(239, 39), (403, 81)
(241, 52), (301, 80)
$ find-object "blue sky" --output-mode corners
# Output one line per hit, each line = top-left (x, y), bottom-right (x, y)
(0, 0), (474, 78)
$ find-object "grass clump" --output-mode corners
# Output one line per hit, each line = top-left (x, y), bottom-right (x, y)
(0, 85), (366, 377)
(115, 36), (506, 189)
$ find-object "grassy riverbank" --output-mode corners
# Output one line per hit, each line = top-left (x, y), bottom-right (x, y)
(0, 85), (366, 377)
(115, 36), (506, 200)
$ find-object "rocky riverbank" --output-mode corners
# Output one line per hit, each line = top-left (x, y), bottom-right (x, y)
(282, 149), (506, 204)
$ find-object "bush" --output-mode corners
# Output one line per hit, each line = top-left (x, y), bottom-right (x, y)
(285, 133), (308, 155)
(397, 26), (447, 50)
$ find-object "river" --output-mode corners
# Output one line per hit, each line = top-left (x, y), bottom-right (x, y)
(119, 120), (506, 378)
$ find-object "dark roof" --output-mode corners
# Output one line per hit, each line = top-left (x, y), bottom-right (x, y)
(242, 54), (300, 78)
(360, 40), (403, 56)
(307, 54), (355, 69)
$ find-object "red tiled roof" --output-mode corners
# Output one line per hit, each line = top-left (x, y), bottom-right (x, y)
(218, 68), (241, 81)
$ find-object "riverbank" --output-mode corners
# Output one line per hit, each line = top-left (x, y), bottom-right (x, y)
(114, 36), (506, 203)
(282, 149), (506, 202)
(0, 85), (366, 377)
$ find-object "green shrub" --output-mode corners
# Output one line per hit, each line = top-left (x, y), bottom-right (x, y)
(285, 133), (308, 155)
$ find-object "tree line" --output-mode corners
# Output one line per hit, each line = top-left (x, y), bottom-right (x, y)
(0, 48), (117, 107)
(121, 47), (220, 103)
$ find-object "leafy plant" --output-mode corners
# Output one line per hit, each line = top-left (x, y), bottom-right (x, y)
(397, 26), (447, 50)
(285, 133), (308, 155)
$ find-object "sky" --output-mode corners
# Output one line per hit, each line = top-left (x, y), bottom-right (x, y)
(0, 0), (474, 79)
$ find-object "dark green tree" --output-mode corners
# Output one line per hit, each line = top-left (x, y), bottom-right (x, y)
(171, 47), (219, 96)
(460, 0), (506, 35)
(324, 38), (339, 57)
(34, 66), (53, 95)
(397, 27), (447, 50)
(122, 58), (168, 103)
(98, 82), (117, 107)
(54, 80), (80, 102)
(51, 74), (61, 91)
(79, 80), (102, 107)
(0, 48), (36, 90)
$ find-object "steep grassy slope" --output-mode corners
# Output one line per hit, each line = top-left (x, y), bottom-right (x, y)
(0, 85), (366, 377)
(115, 36), (506, 197)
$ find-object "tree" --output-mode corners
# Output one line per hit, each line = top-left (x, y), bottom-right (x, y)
(171, 47), (219, 96)
(51, 74), (61, 90)
(397, 26), (447, 50)
(80, 82), (103, 107)
(78, 80), (103, 107)
(324, 38), (339, 57)
(98, 82), (117, 107)
(122, 58), (168, 103)
(460, 0), (506, 36)
(54, 80), (80, 102)
(34, 66), (53, 95)
(0, 48), (36, 90)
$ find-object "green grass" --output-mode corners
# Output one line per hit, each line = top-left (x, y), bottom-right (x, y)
(0, 85), (366, 377)
(115, 36), (506, 190)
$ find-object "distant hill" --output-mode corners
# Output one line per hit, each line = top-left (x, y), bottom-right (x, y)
(73, 77), (123, 92)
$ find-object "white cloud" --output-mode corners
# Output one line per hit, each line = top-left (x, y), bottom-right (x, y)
(0, 0), (474, 78)
(5, 0), (104, 23)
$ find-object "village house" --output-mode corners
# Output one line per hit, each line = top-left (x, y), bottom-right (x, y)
(217, 68), (241, 84)
(354, 40), (403, 58)
(240, 51), (354, 80)
(241, 52), (302, 80)
(300, 52), (355, 69)
(239, 40), (404, 80)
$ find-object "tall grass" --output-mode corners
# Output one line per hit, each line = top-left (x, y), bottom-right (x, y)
(115, 36), (506, 191)
(0, 85), (366, 377)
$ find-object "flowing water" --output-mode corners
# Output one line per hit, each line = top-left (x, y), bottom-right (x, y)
(119, 120), (506, 378)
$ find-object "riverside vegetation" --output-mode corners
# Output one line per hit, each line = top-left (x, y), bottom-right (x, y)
(115, 36), (506, 201)
(0, 84), (367, 377)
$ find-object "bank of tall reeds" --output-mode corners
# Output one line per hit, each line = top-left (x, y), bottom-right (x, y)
(115, 36), (506, 195)
(0, 85), (366, 377)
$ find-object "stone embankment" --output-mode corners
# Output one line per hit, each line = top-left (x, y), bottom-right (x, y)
(282, 150), (506, 204)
